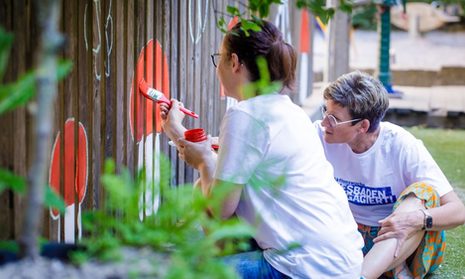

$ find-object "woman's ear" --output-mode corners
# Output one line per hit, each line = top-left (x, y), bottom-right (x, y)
(359, 119), (371, 133)
(230, 53), (241, 73)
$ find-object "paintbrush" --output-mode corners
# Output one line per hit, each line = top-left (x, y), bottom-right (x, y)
(139, 79), (199, 118)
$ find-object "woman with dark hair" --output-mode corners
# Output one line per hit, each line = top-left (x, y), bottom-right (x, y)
(161, 20), (363, 278)
(315, 71), (465, 279)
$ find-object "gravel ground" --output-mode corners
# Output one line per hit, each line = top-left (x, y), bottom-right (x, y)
(0, 247), (169, 279)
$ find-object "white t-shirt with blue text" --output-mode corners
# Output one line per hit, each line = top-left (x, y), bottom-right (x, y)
(315, 121), (453, 226)
(215, 94), (364, 279)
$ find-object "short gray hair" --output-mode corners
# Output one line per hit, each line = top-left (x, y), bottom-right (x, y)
(323, 71), (389, 133)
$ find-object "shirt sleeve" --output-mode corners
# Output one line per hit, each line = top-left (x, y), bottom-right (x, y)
(400, 136), (453, 197)
(214, 108), (270, 184)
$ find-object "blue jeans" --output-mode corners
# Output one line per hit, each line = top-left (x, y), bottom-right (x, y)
(222, 251), (291, 279)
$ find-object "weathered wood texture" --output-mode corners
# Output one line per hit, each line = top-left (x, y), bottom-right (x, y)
(0, 0), (231, 241)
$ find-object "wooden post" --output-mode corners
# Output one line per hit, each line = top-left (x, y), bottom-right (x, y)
(325, 0), (350, 82)
(298, 9), (314, 104)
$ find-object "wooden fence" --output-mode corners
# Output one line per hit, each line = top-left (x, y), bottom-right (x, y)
(0, 0), (314, 242)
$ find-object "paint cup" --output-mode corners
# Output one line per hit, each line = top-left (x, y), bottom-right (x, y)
(184, 128), (207, 143)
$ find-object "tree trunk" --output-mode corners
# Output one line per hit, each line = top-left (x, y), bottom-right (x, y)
(19, 0), (63, 259)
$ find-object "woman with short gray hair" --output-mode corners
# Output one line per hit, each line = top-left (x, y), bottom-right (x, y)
(323, 71), (388, 133)
(315, 71), (465, 279)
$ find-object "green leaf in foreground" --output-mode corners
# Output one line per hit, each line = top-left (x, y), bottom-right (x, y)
(45, 186), (66, 214)
(0, 168), (26, 194)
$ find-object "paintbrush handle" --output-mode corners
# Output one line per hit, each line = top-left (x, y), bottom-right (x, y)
(139, 80), (198, 118)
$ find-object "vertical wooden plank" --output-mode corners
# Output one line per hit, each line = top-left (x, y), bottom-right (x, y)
(204, 0), (215, 138)
(140, 0), (149, 220)
(0, 113), (13, 238)
(102, 0), (116, 223)
(90, 0), (103, 209)
(126, 0), (134, 175)
(57, 0), (66, 242)
(210, 0), (221, 139)
(0, 126), (13, 239)
(167, 0), (180, 187)
(115, 0), (125, 171)
(0, 0), (15, 240)
(131, 0), (139, 180)
(159, 0), (174, 170)
(103, 0), (116, 162)
(76, 0), (92, 241)
(221, 1), (229, 125)
(151, 0), (160, 216)
(185, 0), (196, 184)
(178, 0), (188, 186)
(133, 0), (145, 218)
(216, 0), (228, 137)
(12, 0), (29, 240)
(0, 0), (10, 28)
(211, 0), (221, 138)
(71, 0), (81, 242)
(84, 0), (94, 218)
(98, 0), (107, 208)
(204, 0), (212, 138)
(64, 0), (79, 243)
(77, 0), (94, 231)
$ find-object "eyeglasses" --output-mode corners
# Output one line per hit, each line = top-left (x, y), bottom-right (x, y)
(321, 106), (362, 128)
(211, 53), (221, 68)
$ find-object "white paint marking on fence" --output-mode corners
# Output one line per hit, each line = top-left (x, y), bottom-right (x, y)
(138, 133), (161, 221)
(93, 0), (102, 80)
(104, 0), (113, 78)
(84, 3), (88, 50)
(188, 0), (209, 44)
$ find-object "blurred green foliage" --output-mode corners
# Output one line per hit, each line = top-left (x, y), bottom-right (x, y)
(72, 158), (255, 278)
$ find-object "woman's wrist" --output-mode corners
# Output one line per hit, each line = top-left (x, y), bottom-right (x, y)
(198, 151), (216, 172)
(163, 121), (187, 141)
(416, 209), (426, 230)
(419, 208), (433, 231)
(197, 152), (217, 196)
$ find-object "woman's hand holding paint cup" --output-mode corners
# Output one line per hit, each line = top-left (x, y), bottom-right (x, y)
(184, 128), (207, 143)
(169, 134), (219, 152)
(184, 129), (219, 151)
(177, 129), (213, 169)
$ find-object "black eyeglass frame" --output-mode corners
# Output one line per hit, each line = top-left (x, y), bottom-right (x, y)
(211, 53), (221, 68)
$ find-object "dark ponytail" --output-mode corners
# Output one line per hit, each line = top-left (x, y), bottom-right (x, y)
(225, 20), (297, 92)
(266, 40), (296, 90)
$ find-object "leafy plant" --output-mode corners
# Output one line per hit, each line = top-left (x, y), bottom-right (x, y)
(352, 3), (378, 30)
(216, 0), (339, 35)
(73, 158), (255, 278)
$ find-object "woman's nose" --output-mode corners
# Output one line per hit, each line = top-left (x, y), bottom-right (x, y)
(321, 116), (329, 128)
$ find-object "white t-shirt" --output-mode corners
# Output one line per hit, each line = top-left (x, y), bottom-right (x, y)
(214, 94), (363, 279)
(315, 121), (453, 226)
